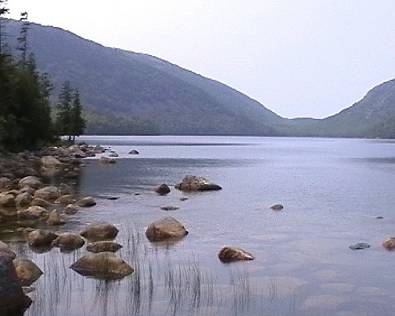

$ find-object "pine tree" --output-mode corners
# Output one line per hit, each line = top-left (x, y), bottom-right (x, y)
(0, 0), (9, 54)
(17, 11), (29, 66)
(70, 90), (86, 141)
(56, 81), (73, 140)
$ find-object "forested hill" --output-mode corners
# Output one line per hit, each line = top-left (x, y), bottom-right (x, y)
(4, 19), (283, 136)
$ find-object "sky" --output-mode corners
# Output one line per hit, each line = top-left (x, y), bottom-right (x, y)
(6, 0), (395, 118)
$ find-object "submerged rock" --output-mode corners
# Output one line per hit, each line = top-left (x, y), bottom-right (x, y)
(87, 241), (123, 253)
(155, 184), (171, 195)
(26, 229), (58, 248)
(64, 204), (79, 215)
(13, 258), (43, 286)
(52, 233), (85, 251)
(349, 242), (370, 250)
(145, 217), (188, 242)
(70, 252), (133, 279)
(100, 157), (116, 164)
(77, 196), (96, 207)
(0, 255), (32, 314)
(160, 206), (179, 211)
(383, 237), (395, 251)
(270, 204), (284, 211)
(218, 246), (255, 263)
(80, 222), (119, 241)
(175, 175), (222, 192)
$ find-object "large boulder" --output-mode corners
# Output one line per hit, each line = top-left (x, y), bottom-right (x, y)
(17, 206), (49, 220)
(70, 252), (133, 279)
(18, 176), (42, 190)
(145, 217), (188, 242)
(52, 233), (85, 252)
(55, 194), (75, 205)
(34, 186), (60, 201)
(26, 229), (58, 248)
(40, 156), (62, 169)
(77, 196), (96, 207)
(47, 210), (66, 226)
(218, 246), (255, 263)
(0, 193), (16, 208)
(87, 241), (123, 253)
(155, 184), (171, 195)
(80, 222), (119, 241)
(15, 192), (32, 208)
(383, 237), (395, 250)
(175, 175), (222, 192)
(13, 258), (43, 286)
(0, 241), (16, 259)
(0, 255), (32, 315)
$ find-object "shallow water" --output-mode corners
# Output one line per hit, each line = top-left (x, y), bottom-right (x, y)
(4, 136), (395, 316)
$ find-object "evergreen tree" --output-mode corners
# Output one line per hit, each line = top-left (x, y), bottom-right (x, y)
(0, 0), (9, 54)
(56, 81), (73, 140)
(70, 90), (86, 141)
(17, 11), (29, 66)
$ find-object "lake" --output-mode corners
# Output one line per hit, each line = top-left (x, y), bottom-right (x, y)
(5, 136), (395, 316)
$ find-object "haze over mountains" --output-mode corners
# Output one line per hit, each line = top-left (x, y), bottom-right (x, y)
(4, 19), (395, 138)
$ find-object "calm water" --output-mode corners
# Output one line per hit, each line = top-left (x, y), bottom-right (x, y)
(5, 136), (395, 316)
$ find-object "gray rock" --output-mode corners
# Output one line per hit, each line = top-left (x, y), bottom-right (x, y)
(34, 186), (60, 201)
(80, 222), (119, 241)
(13, 258), (43, 286)
(52, 233), (85, 251)
(128, 150), (139, 155)
(349, 243), (370, 250)
(218, 246), (255, 263)
(18, 176), (42, 189)
(17, 206), (49, 220)
(77, 196), (96, 207)
(64, 204), (79, 215)
(155, 184), (171, 195)
(145, 217), (188, 242)
(26, 229), (58, 248)
(70, 252), (133, 279)
(86, 241), (123, 253)
(270, 204), (284, 211)
(47, 210), (65, 226)
(175, 175), (222, 191)
(160, 206), (179, 211)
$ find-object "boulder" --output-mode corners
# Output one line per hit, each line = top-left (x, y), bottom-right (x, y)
(383, 237), (395, 251)
(55, 194), (75, 205)
(40, 156), (62, 168)
(0, 255), (32, 314)
(155, 184), (171, 195)
(52, 233), (85, 251)
(128, 150), (139, 155)
(17, 206), (49, 220)
(15, 192), (32, 208)
(18, 176), (42, 190)
(30, 197), (51, 209)
(26, 229), (58, 248)
(0, 193), (16, 207)
(270, 204), (284, 211)
(99, 156), (116, 164)
(47, 210), (65, 226)
(34, 186), (60, 201)
(77, 196), (96, 207)
(0, 241), (16, 259)
(64, 204), (79, 215)
(80, 222), (119, 241)
(175, 175), (222, 192)
(0, 177), (12, 190)
(87, 241), (123, 253)
(13, 258), (43, 286)
(70, 252), (133, 279)
(218, 246), (255, 263)
(145, 217), (188, 242)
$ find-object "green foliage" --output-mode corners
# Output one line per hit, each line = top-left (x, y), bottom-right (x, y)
(55, 81), (86, 140)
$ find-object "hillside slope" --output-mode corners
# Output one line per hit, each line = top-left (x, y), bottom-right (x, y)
(5, 19), (283, 135)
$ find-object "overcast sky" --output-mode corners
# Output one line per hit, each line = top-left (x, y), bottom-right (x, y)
(7, 0), (395, 118)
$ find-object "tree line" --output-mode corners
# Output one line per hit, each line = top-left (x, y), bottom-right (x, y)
(0, 0), (85, 151)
